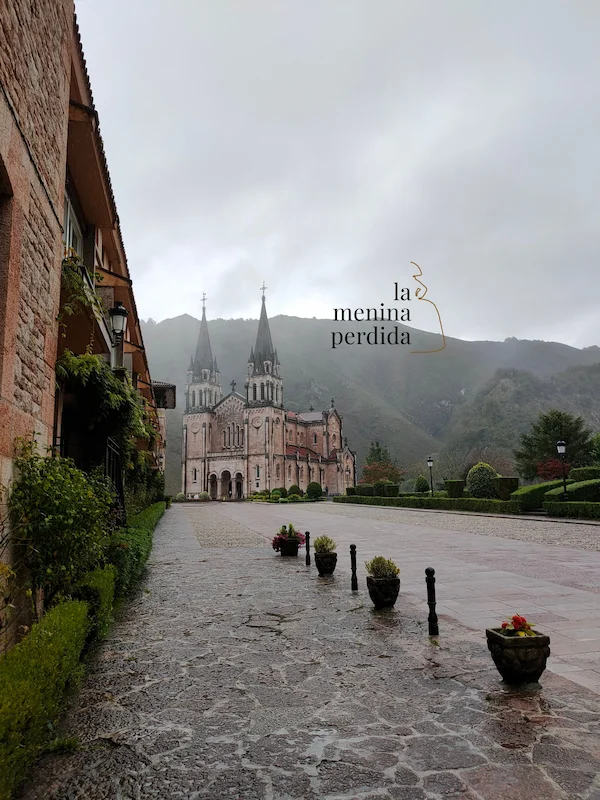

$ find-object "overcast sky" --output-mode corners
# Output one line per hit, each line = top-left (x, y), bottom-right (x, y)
(75, 1), (599, 347)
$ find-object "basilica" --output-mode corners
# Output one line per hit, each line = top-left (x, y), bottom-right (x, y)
(182, 292), (356, 499)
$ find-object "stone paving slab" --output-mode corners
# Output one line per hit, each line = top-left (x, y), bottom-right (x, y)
(213, 501), (600, 695)
(18, 505), (600, 800)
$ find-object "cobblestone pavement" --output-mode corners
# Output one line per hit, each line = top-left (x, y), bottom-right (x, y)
(18, 505), (600, 799)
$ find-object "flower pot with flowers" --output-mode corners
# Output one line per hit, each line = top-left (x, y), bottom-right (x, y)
(272, 524), (306, 557)
(486, 615), (551, 684)
(313, 536), (337, 576)
(365, 556), (400, 609)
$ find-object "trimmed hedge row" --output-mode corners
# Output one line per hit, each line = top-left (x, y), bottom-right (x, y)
(0, 601), (90, 800)
(568, 467), (600, 482)
(543, 501), (600, 520)
(334, 495), (522, 514)
(72, 565), (116, 641)
(510, 479), (574, 511)
(107, 501), (165, 596)
(545, 479), (600, 503)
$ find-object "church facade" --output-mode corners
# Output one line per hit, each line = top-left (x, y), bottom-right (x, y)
(182, 293), (356, 499)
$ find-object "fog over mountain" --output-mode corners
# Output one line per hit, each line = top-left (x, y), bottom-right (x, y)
(142, 315), (600, 495)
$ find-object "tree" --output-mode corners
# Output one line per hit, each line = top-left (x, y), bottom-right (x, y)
(365, 441), (393, 465)
(536, 458), (570, 481)
(591, 432), (600, 465)
(466, 462), (499, 498)
(306, 481), (323, 499)
(514, 409), (594, 480)
(414, 475), (430, 493)
(361, 461), (403, 484)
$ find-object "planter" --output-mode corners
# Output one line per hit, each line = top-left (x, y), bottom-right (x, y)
(486, 628), (551, 684)
(366, 576), (400, 609)
(315, 552), (337, 576)
(279, 539), (300, 557)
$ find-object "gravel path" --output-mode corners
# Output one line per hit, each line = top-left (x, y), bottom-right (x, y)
(319, 502), (600, 552)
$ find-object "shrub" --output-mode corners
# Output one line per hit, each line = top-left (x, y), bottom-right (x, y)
(346, 486), (357, 496)
(511, 479), (574, 511)
(383, 484), (399, 497)
(271, 489), (282, 498)
(198, 491), (210, 501)
(365, 556), (400, 578)
(0, 600), (90, 800)
(175, 492), (185, 501)
(7, 440), (115, 608)
(288, 485), (301, 497)
(356, 484), (374, 496)
(306, 482), (323, 499)
(466, 462), (499, 499)
(445, 480), (465, 498)
(275, 486), (288, 498)
(545, 479), (600, 503)
(72, 565), (116, 641)
(278, 498), (289, 503)
(569, 467), (600, 482)
(495, 477), (520, 501)
(164, 495), (172, 508)
(313, 535), (337, 553)
(288, 494), (302, 502)
(414, 475), (430, 494)
(333, 496), (522, 514)
(544, 501), (600, 520)
(107, 502), (165, 596)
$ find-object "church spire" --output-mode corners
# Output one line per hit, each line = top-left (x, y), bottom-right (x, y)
(250, 282), (277, 367)
(194, 294), (214, 373)
(245, 283), (283, 407)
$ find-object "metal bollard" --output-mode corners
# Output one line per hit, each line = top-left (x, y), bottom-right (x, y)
(350, 544), (358, 591)
(305, 531), (311, 566)
(425, 567), (439, 636)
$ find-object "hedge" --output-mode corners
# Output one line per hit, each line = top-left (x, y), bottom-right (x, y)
(495, 477), (520, 501)
(384, 484), (399, 497)
(107, 501), (165, 596)
(544, 479), (600, 503)
(510, 479), (574, 511)
(72, 565), (116, 641)
(346, 486), (356, 496)
(356, 484), (374, 496)
(333, 496), (521, 514)
(445, 480), (465, 498)
(568, 467), (600, 482)
(0, 601), (90, 800)
(544, 501), (600, 520)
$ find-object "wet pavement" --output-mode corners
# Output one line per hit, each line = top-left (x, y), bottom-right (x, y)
(19, 504), (600, 800)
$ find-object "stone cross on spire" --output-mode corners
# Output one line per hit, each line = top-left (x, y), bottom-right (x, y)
(201, 292), (207, 311)
(231, 379), (236, 392)
(260, 281), (267, 299)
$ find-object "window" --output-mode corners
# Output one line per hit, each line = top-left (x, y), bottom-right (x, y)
(63, 193), (83, 257)
(191, 390), (196, 407)
(222, 430), (226, 447)
(276, 386), (279, 403)
(256, 465), (260, 478)
(253, 384), (257, 401)
(276, 463), (280, 478)
(227, 426), (231, 447)
(209, 390), (212, 405)
(261, 383), (265, 400)
(313, 433), (317, 444)
(332, 433), (337, 444)
(236, 425), (240, 446)
(288, 465), (292, 478)
(192, 468), (197, 483)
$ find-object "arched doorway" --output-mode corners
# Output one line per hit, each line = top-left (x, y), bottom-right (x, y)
(209, 473), (217, 500)
(221, 469), (232, 499)
(235, 472), (243, 499)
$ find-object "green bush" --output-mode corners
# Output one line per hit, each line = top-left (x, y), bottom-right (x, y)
(278, 498), (289, 503)
(568, 467), (600, 482)
(271, 489), (282, 498)
(164, 495), (172, 508)
(306, 481), (323, 499)
(365, 556), (400, 578)
(175, 492), (185, 501)
(72, 566), (115, 641)
(466, 462), (499, 499)
(107, 502), (165, 596)
(545, 479), (600, 503)
(7, 440), (115, 608)
(383, 484), (400, 497)
(510, 479), (574, 511)
(198, 491), (210, 501)
(275, 486), (288, 498)
(288, 493), (302, 502)
(346, 486), (357, 496)
(0, 600), (90, 800)
(288, 485), (302, 497)
(333, 496), (521, 514)
(544, 501), (600, 520)
(313, 535), (337, 553)
(445, 480), (465, 498)
(495, 477), (519, 501)
(356, 484), (374, 496)
(414, 475), (430, 494)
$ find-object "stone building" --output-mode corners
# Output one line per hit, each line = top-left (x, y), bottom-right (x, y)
(182, 293), (356, 498)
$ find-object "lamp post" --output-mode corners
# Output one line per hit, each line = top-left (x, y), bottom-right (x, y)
(109, 300), (129, 369)
(556, 440), (567, 500)
(345, 466), (350, 487)
(427, 456), (434, 497)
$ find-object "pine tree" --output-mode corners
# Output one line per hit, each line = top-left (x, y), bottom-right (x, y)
(514, 409), (593, 481)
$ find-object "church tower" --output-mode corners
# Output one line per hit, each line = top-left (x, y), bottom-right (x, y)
(245, 283), (283, 408)
(186, 295), (221, 412)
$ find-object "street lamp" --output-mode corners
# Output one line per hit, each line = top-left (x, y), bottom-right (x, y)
(556, 440), (567, 500)
(427, 456), (434, 497)
(345, 466), (350, 486)
(109, 301), (129, 368)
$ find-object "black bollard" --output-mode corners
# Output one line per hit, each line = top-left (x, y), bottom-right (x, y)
(425, 567), (439, 636)
(305, 532), (311, 566)
(350, 544), (358, 591)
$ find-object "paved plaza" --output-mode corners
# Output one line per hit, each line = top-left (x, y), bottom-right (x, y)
(19, 503), (600, 800)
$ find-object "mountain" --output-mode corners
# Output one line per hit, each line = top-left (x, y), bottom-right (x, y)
(141, 315), (600, 494)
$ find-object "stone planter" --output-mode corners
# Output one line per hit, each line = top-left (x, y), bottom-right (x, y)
(279, 539), (300, 557)
(315, 552), (337, 576)
(366, 576), (400, 609)
(486, 628), (551, 684)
